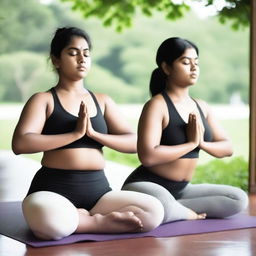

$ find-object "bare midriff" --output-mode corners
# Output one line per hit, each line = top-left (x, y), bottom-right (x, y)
(148, 158), (198, 182)
(41, 148), (105, 170)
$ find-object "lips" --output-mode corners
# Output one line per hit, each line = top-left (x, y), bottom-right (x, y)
(77, 66), (86, 71)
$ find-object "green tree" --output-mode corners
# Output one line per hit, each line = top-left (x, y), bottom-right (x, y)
(0, 52), (55, 101)
(0, 0), (56, 54)
(0, 0), (249, 104)
(61, 0), (250, 32)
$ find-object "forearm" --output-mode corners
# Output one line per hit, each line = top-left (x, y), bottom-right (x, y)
(89, 131), (137, 153)
(12, 132), (80, 154)
(200, 140), (233, 158)
(139, 142), (197, 167)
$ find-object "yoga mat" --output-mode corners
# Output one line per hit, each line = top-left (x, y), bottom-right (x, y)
(0, 201), (256, 248)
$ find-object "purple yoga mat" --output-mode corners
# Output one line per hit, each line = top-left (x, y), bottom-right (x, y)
(0, 201), (256, 248)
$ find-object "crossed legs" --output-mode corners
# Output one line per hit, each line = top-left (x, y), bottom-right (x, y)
(122, 182), (248, 223)
(178, 183), (249, 218)
(22, 190), (164, 240)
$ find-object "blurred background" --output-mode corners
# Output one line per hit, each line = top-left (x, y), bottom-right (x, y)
(0, 0), (250, 193)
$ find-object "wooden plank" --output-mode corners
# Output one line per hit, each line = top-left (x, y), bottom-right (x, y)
(249, 0), (256, 193)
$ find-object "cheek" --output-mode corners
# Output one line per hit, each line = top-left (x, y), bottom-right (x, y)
(87, 59), (92, 68)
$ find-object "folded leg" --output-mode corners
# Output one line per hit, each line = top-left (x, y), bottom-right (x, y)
(89, 190), (164, 232)
(123, 182), (197, 223)
(178, 183), (249, 218)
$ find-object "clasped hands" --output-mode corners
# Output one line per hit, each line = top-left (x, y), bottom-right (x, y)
(186, 113), (205, 148)
(74, 101), (95, 139)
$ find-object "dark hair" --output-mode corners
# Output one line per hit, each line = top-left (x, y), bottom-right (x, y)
(50, 27), (92, 58)
(149, 37), (199, 97)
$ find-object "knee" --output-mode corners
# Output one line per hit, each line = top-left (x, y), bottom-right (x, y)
(141, 196), (164, 232)
(22, 191), (79, 240)
(221, 186), (249, 217)
(231, 187), (249, 212)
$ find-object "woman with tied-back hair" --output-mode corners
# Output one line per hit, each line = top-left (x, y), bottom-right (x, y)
(122, 37), (248, 223)
(12, 26), (164, 240)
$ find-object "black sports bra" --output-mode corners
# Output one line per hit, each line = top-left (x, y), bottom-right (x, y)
(160, 91), (213, 158)
(42, 88), (108, 150)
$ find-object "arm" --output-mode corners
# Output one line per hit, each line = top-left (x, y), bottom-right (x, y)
(12, 93), (86, 154)
(86, 94), (137, 153)
(198, 101), (233, 158)
(137, 97), (199, 167)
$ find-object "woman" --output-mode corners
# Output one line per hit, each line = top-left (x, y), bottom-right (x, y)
(12, 27), (164, 240)
(122, 37), (248, 223)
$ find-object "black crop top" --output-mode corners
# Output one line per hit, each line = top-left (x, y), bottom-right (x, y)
(42, 88), (108, 150)
(160, 91), (213, 158)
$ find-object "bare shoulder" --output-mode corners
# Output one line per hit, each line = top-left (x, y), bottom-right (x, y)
(22, 90), (53, 114)
(30, 90), (51, 101)
(194, 98), (211, 117)
(143, 93), (166, 113)
(93, 92), (111, 104)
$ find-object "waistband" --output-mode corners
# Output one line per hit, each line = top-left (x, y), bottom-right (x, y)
(41, 166), (103, 173)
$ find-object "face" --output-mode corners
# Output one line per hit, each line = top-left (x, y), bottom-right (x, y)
(165, 47), (199, 87)
(53, 36), (91, 81)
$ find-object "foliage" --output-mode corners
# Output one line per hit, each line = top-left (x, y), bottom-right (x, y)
(60, 0), (250, 32)
(0, 0), (249, 104)
(215, 0), (251, 29)
(192, 157), (249, 191)
(61, 0), (190, 32)
(0, 0), (56, 54)
(0, 52), (55, 101)
(86, 63), (144, 102)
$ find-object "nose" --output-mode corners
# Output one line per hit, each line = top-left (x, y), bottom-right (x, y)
(191, 62), (197, 71)
(78, 52), (85, 63)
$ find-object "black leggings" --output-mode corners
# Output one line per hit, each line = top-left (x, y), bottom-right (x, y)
(26, 166), (112, 210)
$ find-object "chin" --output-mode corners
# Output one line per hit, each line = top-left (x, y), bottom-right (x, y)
(189, 80), (198, 86)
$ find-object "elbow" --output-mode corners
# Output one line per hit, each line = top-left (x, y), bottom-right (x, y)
(12, 144), (22, 155)
(226, 148), (233, 157)
(215, 148), (233, 158)
(12, 138), (26, 155)
(223, 142), (234, 157)
(12, 134), (23, 155)
(139, 154), (155, 167)
(138, 146), (159, 167)
(12, 148), (21, 155)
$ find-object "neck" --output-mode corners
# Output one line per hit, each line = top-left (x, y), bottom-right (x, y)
(165, 86), (190, 102)
(55, 79), (86, 93)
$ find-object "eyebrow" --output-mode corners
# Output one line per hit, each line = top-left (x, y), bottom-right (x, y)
(67, 47), (89, 51)
(180, 56), (198, 60)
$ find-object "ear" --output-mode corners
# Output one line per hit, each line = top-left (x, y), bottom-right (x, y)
(161, 62), (171, 76)
(51, 55), (60, 69)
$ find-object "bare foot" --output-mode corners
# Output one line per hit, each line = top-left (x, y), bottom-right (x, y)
(76, 209), (144, 234)
(94, 211), (143, 233)
(187, 209), (207, 220)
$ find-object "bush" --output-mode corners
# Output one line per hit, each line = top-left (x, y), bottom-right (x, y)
(192, 156), (248, 191)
